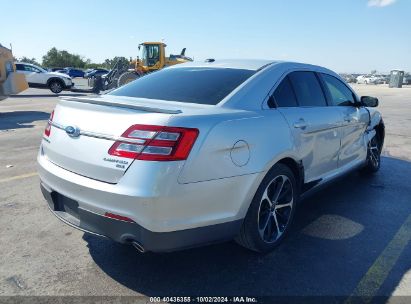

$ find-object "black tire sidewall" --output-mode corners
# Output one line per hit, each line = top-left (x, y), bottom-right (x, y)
(118, 72), (139, 87)
(243, 163), (299, 253)
(49, 80), (63, 94)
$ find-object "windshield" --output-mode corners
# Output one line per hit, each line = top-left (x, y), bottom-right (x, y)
(35, 66), (47, 73)
(109, 67), (255, 105)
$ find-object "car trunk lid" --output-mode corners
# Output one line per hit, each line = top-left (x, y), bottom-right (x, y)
(42, 96), (178, 183)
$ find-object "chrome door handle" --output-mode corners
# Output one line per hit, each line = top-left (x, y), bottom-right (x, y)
(293, 119), (307, 129)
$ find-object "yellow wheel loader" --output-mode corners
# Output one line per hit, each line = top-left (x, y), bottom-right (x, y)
(0, 44), (28, 101)
(116, 42), (193, 86)
(89, 42), (192, 92)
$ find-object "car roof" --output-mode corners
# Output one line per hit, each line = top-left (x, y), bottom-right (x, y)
(206, 60), (348, 110)
(15, 62), (35, 66)
(169, 59), (279, 71)
(15, 62), (44, 68)
(168, 59), (343, 77)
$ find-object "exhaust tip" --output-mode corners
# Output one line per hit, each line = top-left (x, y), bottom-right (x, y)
(131, 241), (146, 253)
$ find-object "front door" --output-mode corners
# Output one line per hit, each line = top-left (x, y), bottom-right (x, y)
(319, 73), (369, 168)
(272, 72), (343, 182)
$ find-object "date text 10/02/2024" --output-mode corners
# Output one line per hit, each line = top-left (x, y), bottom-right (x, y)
(149, 297), (258, 303)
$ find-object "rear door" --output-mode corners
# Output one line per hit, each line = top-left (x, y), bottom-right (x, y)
(319, 73), (369, 168)
(15, 64), (34, 84)
(273, 71), (343, 182)
(19, 64), (45, 85)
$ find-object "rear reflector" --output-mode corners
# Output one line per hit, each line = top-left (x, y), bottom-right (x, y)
(108, 124), (199, 161)
(104, 212), (135, 223)
(44, 110), (54, 137)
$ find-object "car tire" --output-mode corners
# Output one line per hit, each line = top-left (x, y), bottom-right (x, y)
(48, 80), (64, 94)
(236, 163), (299, 253)
(117, 71), (140, 87)
(361, 132), (382, 174)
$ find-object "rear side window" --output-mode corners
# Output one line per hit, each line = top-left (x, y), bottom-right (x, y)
(109, 67), (255, 105)
(273, 77), (298, 107)
(288, 71), (327, 107)
(23, 65), (41, 73)
(321, 73), (356, 106)
(15, 64), (24, 71)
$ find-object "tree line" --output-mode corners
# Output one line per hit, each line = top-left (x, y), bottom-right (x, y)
(16, 47), (129, 70)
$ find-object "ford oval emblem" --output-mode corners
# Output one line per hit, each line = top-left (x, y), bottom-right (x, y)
(65, 126), (80, 138)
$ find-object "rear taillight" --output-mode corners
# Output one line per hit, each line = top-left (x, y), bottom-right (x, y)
(108, 124), (199, 161)
(44, 110), (54, 137)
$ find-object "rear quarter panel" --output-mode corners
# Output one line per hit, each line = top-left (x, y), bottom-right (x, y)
(173, 110), (298, 184)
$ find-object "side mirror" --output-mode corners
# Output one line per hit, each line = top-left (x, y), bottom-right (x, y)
(361, 96), (379, 107)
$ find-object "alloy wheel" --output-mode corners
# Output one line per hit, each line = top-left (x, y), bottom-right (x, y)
(50, 82), (62, 93)
(368, 136), (380, 168)
(257, 175), (294, 243)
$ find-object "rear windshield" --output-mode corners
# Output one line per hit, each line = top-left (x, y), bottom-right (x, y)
(108, 67), (255, 105)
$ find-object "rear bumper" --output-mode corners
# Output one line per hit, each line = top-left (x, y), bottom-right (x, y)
(40, 182), (242, 252)
(38, 150), (259, 233)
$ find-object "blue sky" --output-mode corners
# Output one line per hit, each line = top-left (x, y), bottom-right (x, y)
(2, 0), (410, 73)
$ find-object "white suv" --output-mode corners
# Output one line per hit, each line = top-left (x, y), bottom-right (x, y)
(15, 62), (73, 93)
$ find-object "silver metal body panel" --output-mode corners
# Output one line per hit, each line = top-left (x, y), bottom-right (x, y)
(38, 152), (260, 232)
(38, 60), (383, 236)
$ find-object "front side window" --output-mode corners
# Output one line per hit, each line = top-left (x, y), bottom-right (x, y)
(288, 71), (327, 107)
(272, 76), (298, 107)
(321, 73), (356, 106)
(109, 67), (255, 105)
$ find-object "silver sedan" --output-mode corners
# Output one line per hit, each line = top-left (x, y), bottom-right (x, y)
(38, 60), (384, 253)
